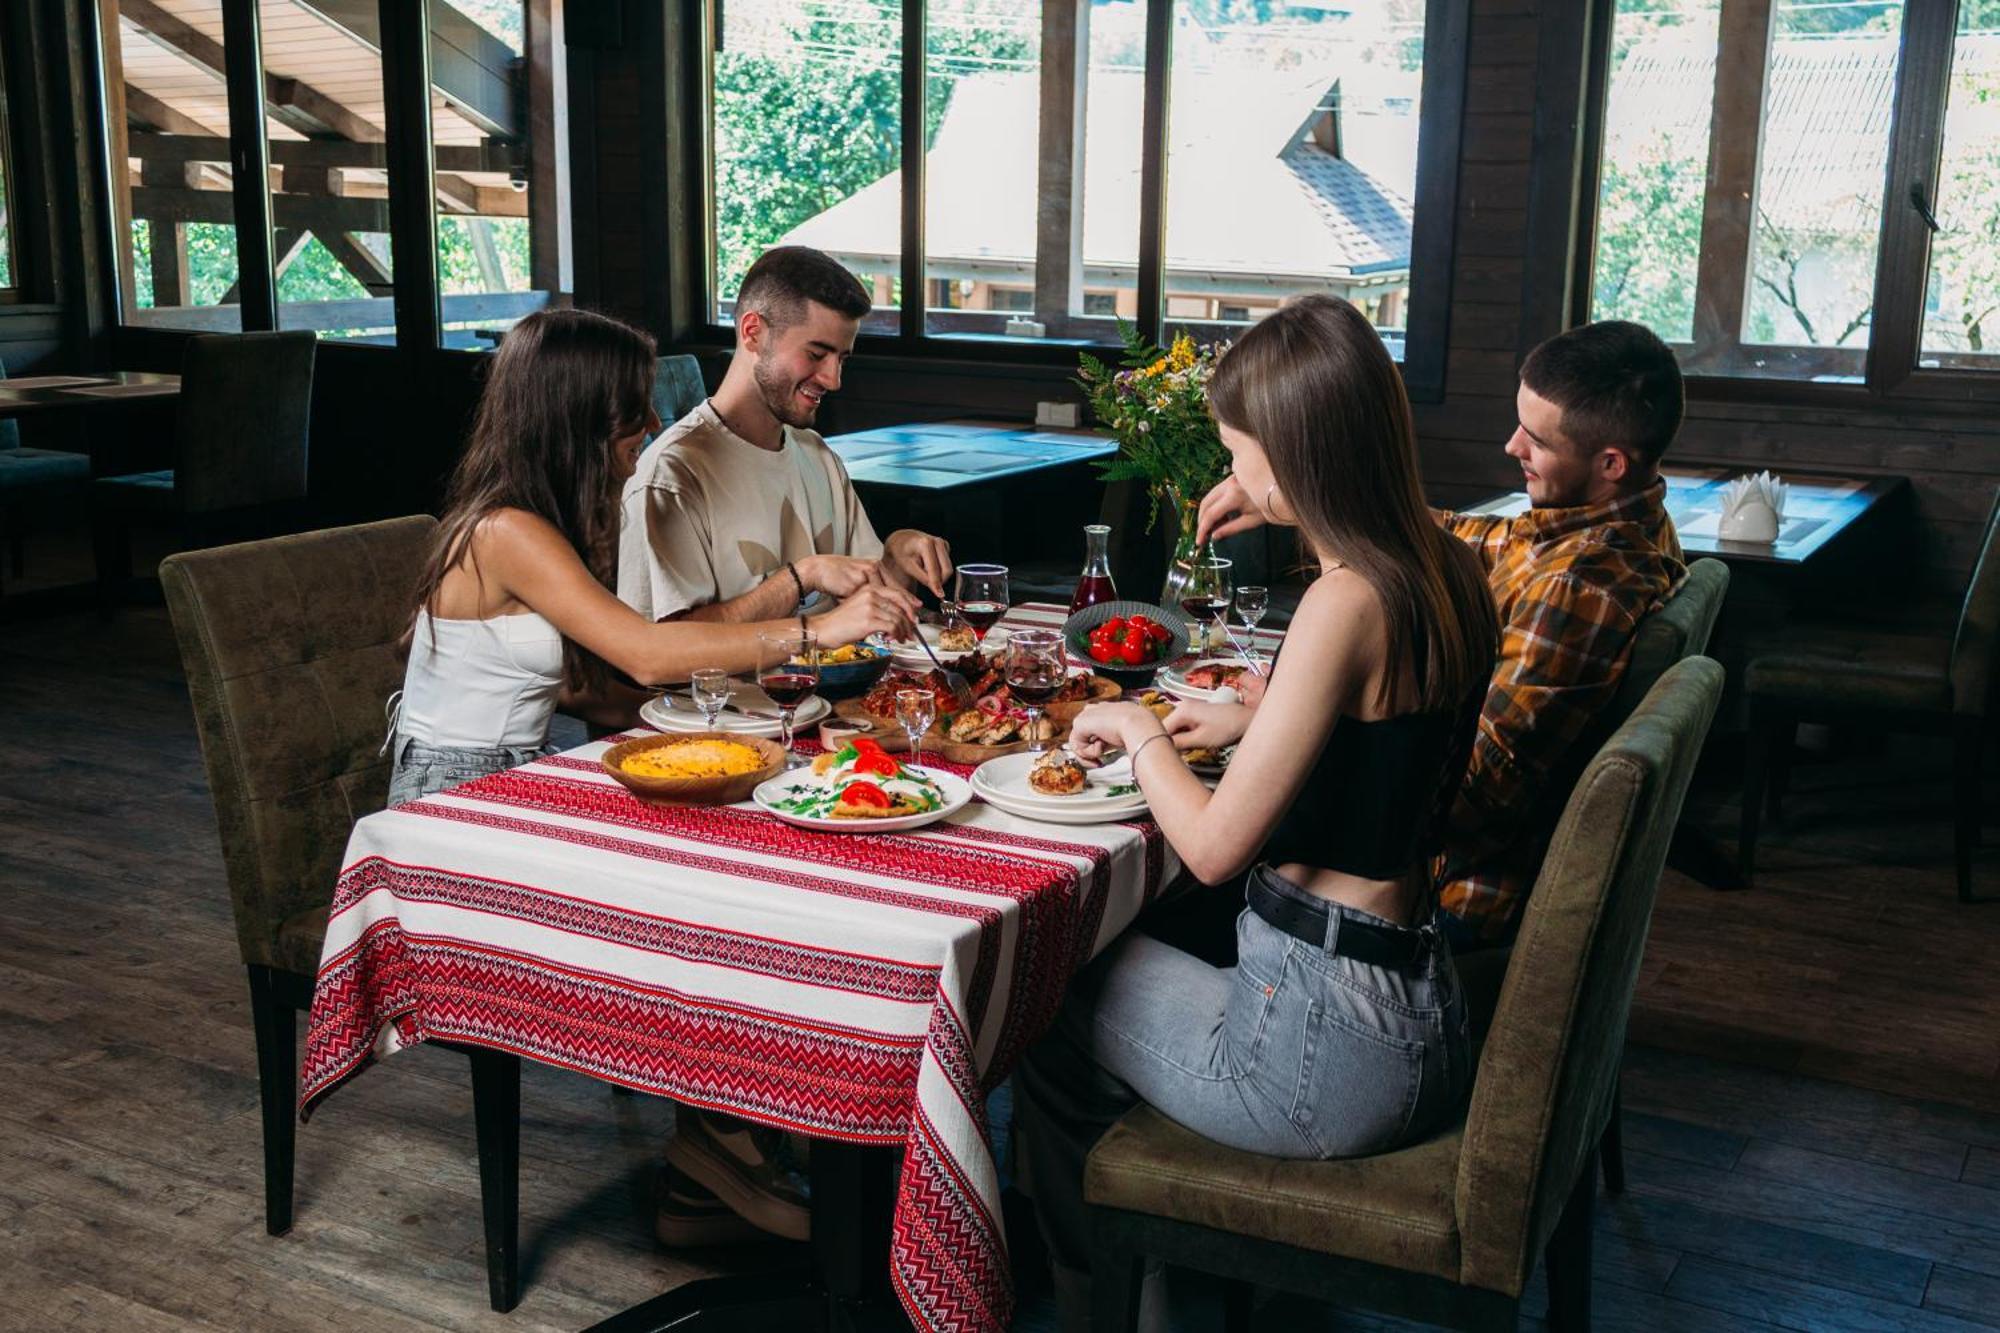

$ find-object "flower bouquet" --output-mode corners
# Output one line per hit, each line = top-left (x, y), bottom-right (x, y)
(1077, 325), (1231, 607)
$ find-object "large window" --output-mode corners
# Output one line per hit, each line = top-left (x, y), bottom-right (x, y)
(98, 0), (567, 344)
(0, 36), (16, 292)
(102, 0), (245, 330)
(704, 0), (1460, 365)
(1586, 0), (2000, 388)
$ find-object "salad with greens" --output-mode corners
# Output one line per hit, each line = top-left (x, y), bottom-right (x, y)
(764, 738), (947, 820)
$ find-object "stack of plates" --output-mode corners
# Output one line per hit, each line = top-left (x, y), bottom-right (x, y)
(640, 685), (832, 740)
(1156, 657), (1255, 704)
(970, 752), (1150, 824)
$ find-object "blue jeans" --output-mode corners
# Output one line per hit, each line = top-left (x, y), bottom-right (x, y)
(1014, 864), (1470, 1281)
(386, 735), (556, 806)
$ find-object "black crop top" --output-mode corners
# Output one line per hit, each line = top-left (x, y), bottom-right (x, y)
(1258, 694), (1480, 879)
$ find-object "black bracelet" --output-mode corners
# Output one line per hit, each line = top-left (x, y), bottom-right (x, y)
(785, 561), (807, 605)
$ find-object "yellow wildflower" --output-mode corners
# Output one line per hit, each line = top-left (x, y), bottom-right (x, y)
(1169, 334), (1196, 370)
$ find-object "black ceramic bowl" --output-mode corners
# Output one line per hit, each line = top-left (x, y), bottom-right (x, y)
(1062, 600), (1192, 690)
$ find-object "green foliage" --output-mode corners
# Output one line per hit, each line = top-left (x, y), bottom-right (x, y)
(1590, 145), (1705, 337)
(1077, 323), (1230, 530)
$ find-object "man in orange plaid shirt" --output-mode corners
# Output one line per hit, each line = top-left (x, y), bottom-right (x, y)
(1196, 320), (1686, 947)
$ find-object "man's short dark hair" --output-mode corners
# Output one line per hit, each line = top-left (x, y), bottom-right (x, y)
(1520, 320), (1683, 471)
(736, 246), (873, 331)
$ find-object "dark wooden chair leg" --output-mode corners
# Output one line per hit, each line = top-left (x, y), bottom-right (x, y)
(246, 964), (298, 1236)
(1740, 708), (1773, 881)
(93, 507), (129, 612)
(1600, 1082), (1625, 1197)
(1544, 1146), (1595, 1333)
(1955, 724), (1982, 904)
(1221, 1275), (1254, 1333)
(1767, 718), (1795, 823)
(1090, 1223), (1145, 1333)
(469, 1048), (522, 1313)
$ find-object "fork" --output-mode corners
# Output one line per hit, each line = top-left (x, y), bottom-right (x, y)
(912, 622), (977, 709)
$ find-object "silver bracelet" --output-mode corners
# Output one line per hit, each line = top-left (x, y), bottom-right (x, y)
(1129, 732), (1174, 769)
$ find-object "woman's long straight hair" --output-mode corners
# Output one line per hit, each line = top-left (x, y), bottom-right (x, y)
(404, 307), (658, 695)
(1207, 295), (1497, 714)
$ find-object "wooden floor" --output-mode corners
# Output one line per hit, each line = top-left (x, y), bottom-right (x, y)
(3, 579), (1998, 1330)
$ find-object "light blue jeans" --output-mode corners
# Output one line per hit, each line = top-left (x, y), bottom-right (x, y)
(1014, 864), (1470, 1282)
(386, 734), (556, 806)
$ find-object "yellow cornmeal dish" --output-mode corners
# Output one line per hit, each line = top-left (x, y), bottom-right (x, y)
(621, 739), (765, 780)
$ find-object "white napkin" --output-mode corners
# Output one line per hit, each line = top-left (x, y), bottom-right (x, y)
(1718, 471), (1786, 542)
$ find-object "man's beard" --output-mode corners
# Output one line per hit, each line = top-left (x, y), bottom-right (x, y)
(753, 351), (820, 428)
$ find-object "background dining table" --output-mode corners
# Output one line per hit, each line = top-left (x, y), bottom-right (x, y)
(300, 602), (1286, 1333)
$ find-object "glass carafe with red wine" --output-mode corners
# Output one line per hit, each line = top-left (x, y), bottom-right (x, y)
(757, 629), (819, 767)
(1069, 524), (1118, 613)
(954, 564), (1010, 642)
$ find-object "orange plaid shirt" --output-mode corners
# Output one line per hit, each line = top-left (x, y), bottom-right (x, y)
(1434, 479), (1685, 942)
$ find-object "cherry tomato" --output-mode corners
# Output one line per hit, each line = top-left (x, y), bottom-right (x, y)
(841, 781), (893, 808)
(1118, 636), (1147, 666)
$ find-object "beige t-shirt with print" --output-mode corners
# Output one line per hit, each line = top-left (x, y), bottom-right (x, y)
(617, 400), (885, 621)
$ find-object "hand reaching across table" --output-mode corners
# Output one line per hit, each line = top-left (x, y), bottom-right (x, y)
(882, 528), (954, 599)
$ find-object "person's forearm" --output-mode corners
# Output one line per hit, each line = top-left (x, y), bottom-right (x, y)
(678, 569), (804, 623)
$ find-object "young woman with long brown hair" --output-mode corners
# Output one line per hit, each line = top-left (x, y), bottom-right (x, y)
(387, 308), (915, 804)
(1016, 295), (1499, 1318)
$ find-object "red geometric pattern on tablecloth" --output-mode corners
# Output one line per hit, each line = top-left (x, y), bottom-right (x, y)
(330, 855), (939, 1002)
(383, 799), (1007, 1044)
(444, 768), (1093, 1083)
(303, 916), (924, 1135)
(892, 1095), (1012, 1333)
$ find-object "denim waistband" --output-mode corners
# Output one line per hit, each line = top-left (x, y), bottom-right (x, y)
(1248, 863), (1443, 969)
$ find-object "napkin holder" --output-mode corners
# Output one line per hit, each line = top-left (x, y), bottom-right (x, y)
(1717, 471), (1787, 544)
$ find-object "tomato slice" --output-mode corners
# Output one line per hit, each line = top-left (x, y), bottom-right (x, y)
(841, 781), (893, 808)
(854, 751), (900, 777)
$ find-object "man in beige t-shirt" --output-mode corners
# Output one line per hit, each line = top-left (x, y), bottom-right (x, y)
(618, 246), (950, 625)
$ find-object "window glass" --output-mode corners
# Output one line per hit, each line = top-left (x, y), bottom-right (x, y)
(1742, 0), (1902, 352)
(1588, 0), (1722, 342)
(434, 0), (553, 347)
(102, 0), (242, 329)
(1919, 7), (2000, 367)
(0, 47), (15, 289)
(259, 0), (394, 341)
(711, 0), (903, 334)
(1162, 0), (1422, 354)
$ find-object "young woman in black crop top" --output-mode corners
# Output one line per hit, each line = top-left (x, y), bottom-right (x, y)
(1016, 296), (1499, 1322)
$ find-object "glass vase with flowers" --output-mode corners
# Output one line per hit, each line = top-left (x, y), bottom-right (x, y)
(1077, 325), (1232, 610)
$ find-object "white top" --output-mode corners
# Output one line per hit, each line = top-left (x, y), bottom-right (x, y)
(398, 610), (564, 750)
(616, 400), (884, 622)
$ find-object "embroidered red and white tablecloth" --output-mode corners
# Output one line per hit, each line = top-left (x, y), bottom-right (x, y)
(300, 605), (1281, 1333)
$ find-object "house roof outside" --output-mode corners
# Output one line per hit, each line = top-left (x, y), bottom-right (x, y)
(777, 56), (1418, 291)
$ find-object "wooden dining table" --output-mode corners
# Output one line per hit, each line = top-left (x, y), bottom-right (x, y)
(0, 371), (181, 418)
(301, 603), (1287, 1333)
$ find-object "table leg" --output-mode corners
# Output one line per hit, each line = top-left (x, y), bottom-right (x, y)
(583, 1140), (909, 1333)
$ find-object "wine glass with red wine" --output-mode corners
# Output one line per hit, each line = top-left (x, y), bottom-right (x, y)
(757, 629), (819, 767)
(1004, 628), (1066, 754)
(1178, 556), (1234, 652)
(954, 564), (1010, 642)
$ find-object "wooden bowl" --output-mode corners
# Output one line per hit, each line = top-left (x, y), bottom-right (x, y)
(601, 732), (786, 806)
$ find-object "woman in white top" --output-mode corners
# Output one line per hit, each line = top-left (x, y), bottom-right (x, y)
(389, 308), (918, 804)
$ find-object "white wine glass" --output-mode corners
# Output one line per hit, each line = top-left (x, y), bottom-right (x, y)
(690, 668), (732, 731)
(896, 687), (936, 766)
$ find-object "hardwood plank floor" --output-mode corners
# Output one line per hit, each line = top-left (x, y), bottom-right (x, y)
(3, 581), (1998, 1331)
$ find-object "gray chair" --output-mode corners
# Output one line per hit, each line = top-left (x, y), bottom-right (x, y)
(0, 360), (91, 588)
(1741, 486), (2000, 902)
(653, 353), (708, 427)
(94, 331), (316, 601)
(1087, 658), (1725, 1333)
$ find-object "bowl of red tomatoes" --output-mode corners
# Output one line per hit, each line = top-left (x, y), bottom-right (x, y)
(1063, 600), (1191, 690)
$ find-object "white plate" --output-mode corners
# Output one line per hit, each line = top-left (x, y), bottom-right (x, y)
(752, 764), (972, 832)
(888, 622), (1007, 671)
(640, 686), (831, 739)
(1157, 658), (1256, 704)
(970, 752), (1150, 820)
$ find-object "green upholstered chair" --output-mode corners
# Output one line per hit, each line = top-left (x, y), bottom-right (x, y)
(1739, 487), (1999, 903)
(653, 352), (709, 428)
(0, 360), (91, 588)
(160, 517), (526, 1313)
(95, 331), (316, 602)
(1086, 656), (1724, 1333)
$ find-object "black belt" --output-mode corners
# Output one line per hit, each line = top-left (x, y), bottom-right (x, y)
(1246, 871), (1432, 968)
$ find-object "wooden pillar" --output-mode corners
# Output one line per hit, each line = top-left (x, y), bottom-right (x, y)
(98, 0), (139, 317)
(1687, 0), (1774, 371)
(1034, 0), (1087, 336)
(526, 0), (571, 295)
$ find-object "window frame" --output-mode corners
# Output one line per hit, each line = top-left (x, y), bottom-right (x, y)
(1573, 0), (2000, 406)
(681, 0), (1471, 402)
